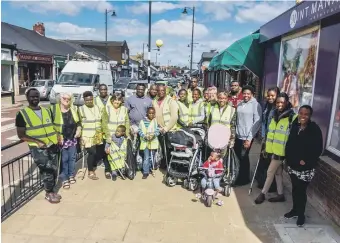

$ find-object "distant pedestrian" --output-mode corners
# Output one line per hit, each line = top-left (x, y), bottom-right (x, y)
(16, 88), (61, 203)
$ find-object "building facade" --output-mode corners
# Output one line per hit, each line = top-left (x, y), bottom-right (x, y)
(260, 0), (340, 225)
(1, 44), (17, 94)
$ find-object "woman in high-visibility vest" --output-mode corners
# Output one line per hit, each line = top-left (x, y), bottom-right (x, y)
(208, 92), (236, 148)
(50, 93), (81, 189)
(138, 107), (160, 179)
(176, 89), (190, 128)
(188, 88), (205, 125)
(204, 86), (218, 125)
(255, 92), (296, 205)
(102, 94), (130, 179)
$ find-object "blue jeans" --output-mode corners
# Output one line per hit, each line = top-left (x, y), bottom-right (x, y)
(201, 177), (222, 191)
(60, 145), (76, 182)
(143, 148), (155, 174)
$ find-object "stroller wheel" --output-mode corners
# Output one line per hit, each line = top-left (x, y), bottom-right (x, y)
(183, 179), (189, 189)
(206, 195), (213, 207)
(188, 178), (199, 191)
(224, 184), (231, 197)
(166, 175), (177, 187)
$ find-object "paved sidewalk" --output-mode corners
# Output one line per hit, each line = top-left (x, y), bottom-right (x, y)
(1, 95), (26, 109)
(2, 145), (340, 243)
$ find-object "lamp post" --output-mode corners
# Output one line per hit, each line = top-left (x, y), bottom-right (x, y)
(105, 9), (116, 62)
(155, 53), (160, 66)
(182, 6), (195, 77)
(147, 1), (152, 83)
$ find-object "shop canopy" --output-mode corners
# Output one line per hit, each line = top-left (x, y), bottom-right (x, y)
(208, 33), (263, 77)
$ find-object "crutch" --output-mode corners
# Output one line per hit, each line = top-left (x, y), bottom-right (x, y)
(77, 149), (87, 180)
(248, 158), (260, 195)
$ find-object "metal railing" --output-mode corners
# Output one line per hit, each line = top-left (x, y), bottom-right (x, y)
(1, 141), (86, 221)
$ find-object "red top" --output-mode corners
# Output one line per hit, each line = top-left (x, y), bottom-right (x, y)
(202, 159), (224, 175)
(228, 92), (243, 108)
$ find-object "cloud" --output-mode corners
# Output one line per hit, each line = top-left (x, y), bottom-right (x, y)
(152, 19), (209, 39)
(127, 1), (184, 15)
(235, 2), (294, 23)
(10, 0), (114, 16)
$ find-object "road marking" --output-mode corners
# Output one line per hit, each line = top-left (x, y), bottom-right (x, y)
(1, 117), (14, 122)
(7, 135), (19, 141)
(1, 123), (16, 132)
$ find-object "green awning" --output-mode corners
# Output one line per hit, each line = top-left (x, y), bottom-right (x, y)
(209, 33), (263, 77)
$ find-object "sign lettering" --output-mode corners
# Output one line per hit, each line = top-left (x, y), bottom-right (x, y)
(17, 53), (52, 63)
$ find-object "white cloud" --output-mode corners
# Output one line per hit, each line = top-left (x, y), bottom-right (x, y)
(45, 22), (96, 36)
(235, 2), (294, 23)
(10, 0), (114, 16)
(152, 19), (209, 39)
(127, 1), (184, 15)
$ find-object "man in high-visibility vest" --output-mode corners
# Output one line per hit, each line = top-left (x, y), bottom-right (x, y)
(16, 88), (61, 204)
(94, 84), (111, 110)
(78, 91), (104, 180)
(187, 77), (203, 103)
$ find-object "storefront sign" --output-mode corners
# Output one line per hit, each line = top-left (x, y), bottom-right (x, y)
(260, 0), (340, 42)
(17, 52), (52, 64)
(1, 48), (12, 61)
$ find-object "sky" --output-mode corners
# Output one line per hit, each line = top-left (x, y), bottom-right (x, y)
(1, 0), (295, 67)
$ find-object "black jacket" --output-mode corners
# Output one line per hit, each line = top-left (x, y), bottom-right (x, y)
(285, 119), (323, 171)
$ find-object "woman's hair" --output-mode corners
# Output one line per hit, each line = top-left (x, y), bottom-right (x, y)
(83, 91), (93, 99)
(178, 89), (187, 95)
(193, 88), (202, 96)
(267, 86), (280, 95)
(203, 87), (208, 93)
(299, 105), (313, 116)
(276, 92), (292, 109)
(242, 85), (254, 94)
(111, 93), (124, 102)
(57, 92), (73, 104)
(218, 91), (228, 98)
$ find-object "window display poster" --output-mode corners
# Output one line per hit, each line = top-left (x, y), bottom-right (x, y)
(329, 70), (340, 154)
(278, 30), (319, 111)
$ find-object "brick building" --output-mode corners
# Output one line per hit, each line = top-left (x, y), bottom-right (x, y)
(63, 40), (129, 64)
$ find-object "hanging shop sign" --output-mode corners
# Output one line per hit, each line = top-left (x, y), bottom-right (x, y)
(17, 52), (53, 64)
(260, 0), (340, 42)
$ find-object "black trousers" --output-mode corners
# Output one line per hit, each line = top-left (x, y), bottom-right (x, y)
(86, 145), (101, 172)
(234, 138), (252, 186)
(290, 173), (310, 217)
(31, 148), (58, 193)
(97, 143), (111, 173)
(158, 134), (170, 169)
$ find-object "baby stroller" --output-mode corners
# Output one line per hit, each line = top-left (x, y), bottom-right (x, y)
(164, 124), (206, 191)
(206, 124), (240, 197)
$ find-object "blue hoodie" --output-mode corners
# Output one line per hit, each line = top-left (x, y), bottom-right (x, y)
(236, 97), (262, 141)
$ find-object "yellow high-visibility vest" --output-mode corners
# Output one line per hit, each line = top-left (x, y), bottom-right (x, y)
(78, 105), (102, 138)
(139, 119), (159, 150)
(266, 114), (297, 156)
(177, 101), (189, 127)
(19, 107), (58, 147)
(50, 104), (79, 140)
(210, 105), (235, 127)
(108, 138), (127, 171)
(189, 100), (204, 124)
(153, 96), (172, 127)
(94, 96), (111, 111)
(106, 105), (128, 137)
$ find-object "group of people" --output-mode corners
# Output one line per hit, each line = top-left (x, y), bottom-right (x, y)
(16, 77), (323, 228)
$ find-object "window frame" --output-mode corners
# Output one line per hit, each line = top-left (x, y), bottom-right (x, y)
(326, 48), (340, 157)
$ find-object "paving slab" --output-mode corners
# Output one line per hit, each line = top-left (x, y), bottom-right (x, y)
(1, 143), (339, 243)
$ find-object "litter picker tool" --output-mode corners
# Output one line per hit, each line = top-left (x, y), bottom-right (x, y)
(248, 158), (260, 195)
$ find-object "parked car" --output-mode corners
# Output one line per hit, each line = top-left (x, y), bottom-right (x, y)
(125, 80), (153, 98)
(112, 81), (129, 97)
(25, 79), (55, 100)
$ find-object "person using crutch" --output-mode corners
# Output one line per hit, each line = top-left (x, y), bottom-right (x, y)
(138, 107), (160, 179)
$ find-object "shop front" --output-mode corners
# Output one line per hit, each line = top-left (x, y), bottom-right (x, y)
(53, 56), (67, 81)
(260, 0), (340, 226)
(17, 52), (53, 91)
(1, 45), (16, 94)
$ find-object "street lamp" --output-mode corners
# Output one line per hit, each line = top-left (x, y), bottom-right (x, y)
(105, 9), (117, 62)
(182, 6), (195, 77)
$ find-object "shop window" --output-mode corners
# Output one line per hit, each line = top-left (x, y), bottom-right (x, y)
(327, 49), (340, 157)
(1, 65), (11, 91)
(277, 26), (319, 112)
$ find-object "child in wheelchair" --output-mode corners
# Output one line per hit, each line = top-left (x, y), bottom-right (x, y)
(138, 107), (160, 179)
(106, 125), (128, 181)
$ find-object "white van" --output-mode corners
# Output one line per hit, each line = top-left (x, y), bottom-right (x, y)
(50, 53), (114, 105)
